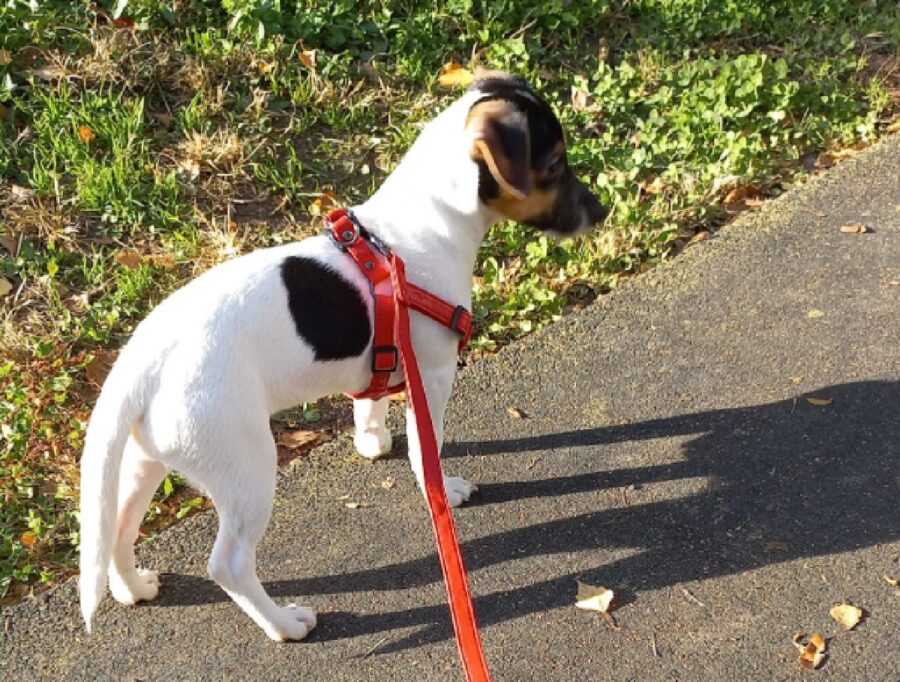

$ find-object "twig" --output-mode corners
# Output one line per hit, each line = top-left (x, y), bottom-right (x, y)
(650, 631), (659, 658)
(362, 636), (389, 658)
(681, 586), (706, 608)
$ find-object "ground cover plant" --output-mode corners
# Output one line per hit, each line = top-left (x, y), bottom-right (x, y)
(1, 0), (898, 603)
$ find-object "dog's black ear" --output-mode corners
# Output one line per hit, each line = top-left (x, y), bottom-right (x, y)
(467, 99), (531, 199)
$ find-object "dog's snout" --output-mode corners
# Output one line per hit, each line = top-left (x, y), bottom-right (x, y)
(584, 188), (608, 226)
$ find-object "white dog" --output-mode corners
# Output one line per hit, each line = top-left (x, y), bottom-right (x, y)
(79, 72), (607, 642)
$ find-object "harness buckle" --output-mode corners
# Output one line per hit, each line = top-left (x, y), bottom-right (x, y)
(450, 305), (468, 336)
(372, 345), (399, 373)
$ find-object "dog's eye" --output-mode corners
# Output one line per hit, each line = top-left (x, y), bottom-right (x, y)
(545, 156), (564, 177)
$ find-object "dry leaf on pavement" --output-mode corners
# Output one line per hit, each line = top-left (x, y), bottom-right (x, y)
(438, 62), (474, 88)
(884, 576), (898, 587)
(277, 429), (322, 450)
(806, 397), (833, 407)
(576, 581), (619, 630)
(829, 603), (863, 630)
(345, 501), (369, 509)
(575, 581), (615, 613)
(839, 223), (869, 234)
(807, 309), (825, 319)
(793, 632), (827, 670)
(507, 406), (527, 419)
(380, 476), (396, 490)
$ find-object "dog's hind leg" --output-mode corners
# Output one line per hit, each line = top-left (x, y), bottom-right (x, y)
(108, 434), (168, 605)
(203, 427), (316, 641)
(353, 397), (392, 459)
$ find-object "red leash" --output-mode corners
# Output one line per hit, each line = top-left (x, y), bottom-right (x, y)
(326, 209), (491, 681)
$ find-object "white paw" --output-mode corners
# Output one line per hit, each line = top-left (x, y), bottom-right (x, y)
(109, 568), (160, 605)
(354, 429), (393, 460)
(444, 476), (477, 508)
(266, 604), (317, 642)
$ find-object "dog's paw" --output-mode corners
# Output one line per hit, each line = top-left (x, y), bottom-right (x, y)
(265, 604), (317, 642)
(109, 568), (160, 605)
(444, 476), (477, 508)
(354, 429), (392, 460)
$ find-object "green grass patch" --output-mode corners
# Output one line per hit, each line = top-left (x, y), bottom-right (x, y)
(1, 0), (898, 601)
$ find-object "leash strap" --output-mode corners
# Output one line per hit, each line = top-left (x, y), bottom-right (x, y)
(324, 208), (491, 680)
(390, 254), (492, 682)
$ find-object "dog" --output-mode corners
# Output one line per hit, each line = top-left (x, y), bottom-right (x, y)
(79, 72), (607, 642)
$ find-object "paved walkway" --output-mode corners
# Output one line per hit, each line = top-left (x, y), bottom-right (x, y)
(3, 135), (899, 681)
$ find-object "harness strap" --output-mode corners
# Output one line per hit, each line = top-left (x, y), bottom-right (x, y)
(324, 208), (491, 680)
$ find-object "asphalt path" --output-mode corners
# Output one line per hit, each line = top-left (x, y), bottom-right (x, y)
(3, 135), (899, 681)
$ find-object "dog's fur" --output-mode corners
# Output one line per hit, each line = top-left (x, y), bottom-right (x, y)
(79, 73), (607, 641)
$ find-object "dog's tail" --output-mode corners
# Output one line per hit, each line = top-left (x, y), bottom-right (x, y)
(78, 356), (150, 633)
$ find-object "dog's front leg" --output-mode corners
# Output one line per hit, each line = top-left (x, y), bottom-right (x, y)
(353, 398), (393, 459)
(405, 366), (477, 508)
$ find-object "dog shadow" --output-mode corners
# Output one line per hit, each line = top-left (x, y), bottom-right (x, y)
(154, 379), (899, 654)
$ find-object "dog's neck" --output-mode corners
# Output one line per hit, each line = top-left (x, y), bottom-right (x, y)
(353, 91), (496, 295)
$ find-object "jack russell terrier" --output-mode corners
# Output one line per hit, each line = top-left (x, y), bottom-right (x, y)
(79, 72), (608, 642)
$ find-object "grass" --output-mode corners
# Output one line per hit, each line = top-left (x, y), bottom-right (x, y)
(1, 0), (898, 603)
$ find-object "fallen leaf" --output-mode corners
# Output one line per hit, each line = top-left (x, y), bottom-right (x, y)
(640, 175), (665, 195)
(575, 581), (615, 613)
(764, 540), (790, 552)
(85, 349), (117, 387)
(78, 125), (95, 144)
(570, 87), (594, 111)
(380, 476), (396, 490)
(438, 62), (474, 89)
(807, 309), (825, 319)
(688, 230), (710, 245)
(723, 184), (761, 207)
(816, 152), (837, 169)
(299, 49), (317, 69)
(9, 184), (33, 202)
(790, 376), (804, 384)
(829, 603), (863, 630)
(277, 429), (321, 449)
(336, 494), (351, 501)
(793, 632), (827, 670)
(345, 501), (369, 509)
(0, 232), (21, 257)
(114, 251), (143, 269)
(0, 49), (11, 66)
(149, 112), (174, 127)
(112, 16), (136, 29)
(839, 222), (869, 234)
(884, 576), (899, 587)
(805, 397), (833, 407)
(20, 532), (37, 550)
(33, 65), (68, 81)
(507, 406), (527, 420)
(0, 276), (12, 298)
(309, 191), (337, 217)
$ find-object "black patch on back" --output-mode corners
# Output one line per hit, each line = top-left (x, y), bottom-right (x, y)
(280, 256), (370, 361)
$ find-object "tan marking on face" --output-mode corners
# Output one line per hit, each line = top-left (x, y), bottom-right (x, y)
(485, 169), (560, 223)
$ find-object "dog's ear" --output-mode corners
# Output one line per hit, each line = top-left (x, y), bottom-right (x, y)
(467, 99), (531, 199)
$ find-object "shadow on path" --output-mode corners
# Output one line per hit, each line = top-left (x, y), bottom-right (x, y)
(154, 380), (900, 654)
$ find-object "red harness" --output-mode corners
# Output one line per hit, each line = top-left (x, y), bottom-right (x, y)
(326, 208), (491, 682)
(326, 208), (473, 400)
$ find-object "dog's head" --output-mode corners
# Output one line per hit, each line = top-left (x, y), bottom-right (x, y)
(466, 72), (607, 236)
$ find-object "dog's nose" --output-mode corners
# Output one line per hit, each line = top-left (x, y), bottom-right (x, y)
(581, 185), (608, 226)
